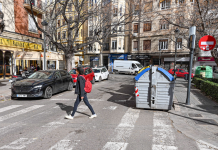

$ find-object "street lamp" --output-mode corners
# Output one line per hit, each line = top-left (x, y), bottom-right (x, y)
(41, 20), (48, 70)
(174, 28), (180, 77)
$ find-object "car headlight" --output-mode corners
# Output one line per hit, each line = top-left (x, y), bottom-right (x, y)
(33, 85), (42, 89)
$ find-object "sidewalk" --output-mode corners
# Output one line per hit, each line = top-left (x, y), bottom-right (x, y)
(170, 78), (218, 149)
(0, 80), (11, 102)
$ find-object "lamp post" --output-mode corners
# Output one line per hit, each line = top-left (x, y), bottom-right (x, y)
(174, 28), (180, 77)
(41, 20), (48, 70)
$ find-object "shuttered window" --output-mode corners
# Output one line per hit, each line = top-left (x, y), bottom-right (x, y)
(133, 41), (138, 51)
(133, 23), (138, 33)
(143, 22), (151, 31)
(143, 40), (151, 50)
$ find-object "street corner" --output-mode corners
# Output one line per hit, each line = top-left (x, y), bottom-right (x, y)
(168, 106), (218, 149)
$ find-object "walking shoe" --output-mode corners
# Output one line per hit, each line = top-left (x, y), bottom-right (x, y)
(89, 114), (97, 119)
(65, 115), (74, 120)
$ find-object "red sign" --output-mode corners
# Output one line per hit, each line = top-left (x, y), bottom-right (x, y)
(198, 35), (216, 51)
(198, 57), (215, 61)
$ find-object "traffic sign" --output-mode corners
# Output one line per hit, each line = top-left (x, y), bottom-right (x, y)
(198, 35), (216, 51)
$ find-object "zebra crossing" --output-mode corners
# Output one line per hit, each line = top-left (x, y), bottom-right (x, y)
(0, 104), (214, 150)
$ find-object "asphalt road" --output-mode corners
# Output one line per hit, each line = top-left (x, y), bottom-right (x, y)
(0, 74), (200, 150)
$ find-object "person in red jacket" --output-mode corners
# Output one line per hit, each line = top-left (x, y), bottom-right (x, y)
(65, 67), (97, 120)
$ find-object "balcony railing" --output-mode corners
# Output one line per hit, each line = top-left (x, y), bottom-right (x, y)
(24, 0), (44, 14)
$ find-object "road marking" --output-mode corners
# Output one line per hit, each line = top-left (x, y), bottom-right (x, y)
(0, 105), (22, 113)
(55, 94), (63, 98)
(103, 142), (128, 150)
(152, 112), (178, 150)
(127, 96), (132, 101)
(103, 106), (117, 110)
(115, 100), (126, 103)
(102, 108), (140, 150)
(0, 105), (44, 122)
(0, 122), (26, 136)
(50, 99), (103, 101)
(42, 122), (65, 128)
(196, 140), (218, 150)
(48, 105), (89, 150)
(0, 138), (37, 149)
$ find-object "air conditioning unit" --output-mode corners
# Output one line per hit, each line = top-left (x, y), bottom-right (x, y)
(133, 33), (137, 37)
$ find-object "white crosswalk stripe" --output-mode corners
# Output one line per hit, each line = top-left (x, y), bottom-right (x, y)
(152, 112), (178, 150)
(0, 138), (37, 149)
(0, 105), (22, 113)
(0, 105), (44, 122)
(196, 140), (218, 150)
(102, 108), (140, 150)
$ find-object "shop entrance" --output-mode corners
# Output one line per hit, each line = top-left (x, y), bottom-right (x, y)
(0, 50), (12, 78)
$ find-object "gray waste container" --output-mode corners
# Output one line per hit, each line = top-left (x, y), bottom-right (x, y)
(134, 66), (175, 110)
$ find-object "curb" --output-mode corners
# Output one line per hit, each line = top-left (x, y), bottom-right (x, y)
(173, 95), (180, 111)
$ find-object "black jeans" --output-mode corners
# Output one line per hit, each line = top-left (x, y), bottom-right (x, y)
(71, 93), (95, 117)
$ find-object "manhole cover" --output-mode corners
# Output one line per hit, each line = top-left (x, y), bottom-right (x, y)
(194, 119), (218, 125)
(188, 113), (202, 117)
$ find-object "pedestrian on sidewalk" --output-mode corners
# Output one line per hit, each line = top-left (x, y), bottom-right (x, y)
(65, 67), (97, 120)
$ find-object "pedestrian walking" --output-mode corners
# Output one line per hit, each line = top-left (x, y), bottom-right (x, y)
(65, 67), (97, 120)
(36, 64), (40, 71)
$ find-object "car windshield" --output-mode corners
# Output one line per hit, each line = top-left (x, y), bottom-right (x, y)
(93, 69), (101, 73)
(136, 63), (143, 68)
(69, 69), (76, 74)
(28, 71), (53, 79)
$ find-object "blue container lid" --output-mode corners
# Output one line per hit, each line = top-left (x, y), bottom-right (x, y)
(134, 68), (150, 81)
(157, 67), (174, 81)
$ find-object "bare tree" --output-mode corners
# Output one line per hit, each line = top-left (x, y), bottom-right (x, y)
(156, 0), (218, 66)
(27, 0), (137, 71)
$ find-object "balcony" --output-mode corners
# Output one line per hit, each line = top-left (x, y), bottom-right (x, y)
(24, 0), (44, 14)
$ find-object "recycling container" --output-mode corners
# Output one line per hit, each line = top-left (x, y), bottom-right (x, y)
(195, 66), (213, 78)
(134, 66), (175, 110)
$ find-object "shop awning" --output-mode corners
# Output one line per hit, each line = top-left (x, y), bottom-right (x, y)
(15, 51), (41, 60)
(15, 51), (63, 61)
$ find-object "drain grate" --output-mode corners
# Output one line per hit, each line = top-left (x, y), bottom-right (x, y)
(194, 119), (218, 125)
(188, 113), (202, 117)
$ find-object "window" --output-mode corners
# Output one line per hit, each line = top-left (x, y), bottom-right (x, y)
(68, 3), (72, 11)
(103, 43), (109, 51)
(0, 3), (2, 11)
(28, 14), (37, 33)
(62, 19), (66, 25)
(62, 31), (66, 39)
(160, 0), (170, 10)
(75, 31), (79, 37)
(54, 72), (61, 79)
(177, 38), (182, 49)
(144, 2), (152, 12)
(113, 5), (118, 17)
(57, 20), (60, 27)
(89, 26), (93, 36)
(58, 32), (60, 39)
(132, 63), (137, 68)
(118, 26), (122, 32)
(85, 69), (89, 75)
(60, 70), (67, 76)
(120, 5), (123, 16)
(112, 40), (117, 49)
(81, 29), (83, 37)
(134, 5), (140, 15)
(143, 22), (151, 31)
(89, 44), (93, 51)
(133, 23), (138, 33)
(160, 19), (169, 30)
(177, 0), (185, 4)
(143, 40), (151, 50)
(179, 69), (184, 73)
(133, 41), (138, 51)
(159, 39), (168, 50)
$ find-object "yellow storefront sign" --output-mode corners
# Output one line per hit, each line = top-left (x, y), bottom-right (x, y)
(0, 37), (42, 50)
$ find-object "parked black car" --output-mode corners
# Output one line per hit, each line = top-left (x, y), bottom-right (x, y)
(11, 70), (73, 99)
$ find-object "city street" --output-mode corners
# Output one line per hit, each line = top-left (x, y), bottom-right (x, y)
(0, 74), (208, 150)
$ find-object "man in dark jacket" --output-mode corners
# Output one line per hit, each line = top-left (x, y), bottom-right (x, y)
(65, 67), (96, 120)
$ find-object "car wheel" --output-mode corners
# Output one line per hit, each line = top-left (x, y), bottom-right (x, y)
(44, 86), (53, 99)
(67, 82), (73, 91)
(106, 75), (109, 80)
(135, 71), (138, 75)
(99, 77), (102, 82)
(91, 77), (95, 84)
(114, 70), (119, 74)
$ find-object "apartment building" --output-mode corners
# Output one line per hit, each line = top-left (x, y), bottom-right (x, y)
(124, 0), (195, 71)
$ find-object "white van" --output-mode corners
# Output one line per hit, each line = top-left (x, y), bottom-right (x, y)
(113, 60), (143, 75)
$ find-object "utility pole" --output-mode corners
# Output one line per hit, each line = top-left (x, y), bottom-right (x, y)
(186, 26), (196, 105)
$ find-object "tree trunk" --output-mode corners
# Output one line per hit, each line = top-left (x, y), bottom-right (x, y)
(211, 50), (218, 67)
(65, 53), (75, 71)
